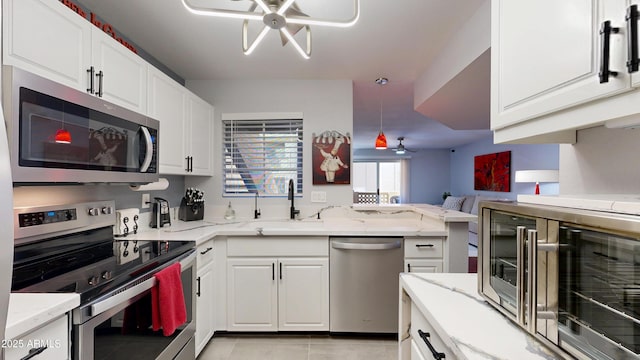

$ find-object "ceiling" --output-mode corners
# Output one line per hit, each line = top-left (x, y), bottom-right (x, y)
(78, 0), (492, 151)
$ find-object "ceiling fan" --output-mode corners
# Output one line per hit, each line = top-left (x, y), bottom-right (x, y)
(392, 137), (416, 155)
(181, 0), (360, 59)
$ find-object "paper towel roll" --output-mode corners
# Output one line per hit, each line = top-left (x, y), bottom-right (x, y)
(129, 178), (169, 191)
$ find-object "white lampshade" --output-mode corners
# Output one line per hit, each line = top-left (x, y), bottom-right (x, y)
(514, 170), (559, 183)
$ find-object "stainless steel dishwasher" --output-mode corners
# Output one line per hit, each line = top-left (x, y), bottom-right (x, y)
(329, 236), (404, 333)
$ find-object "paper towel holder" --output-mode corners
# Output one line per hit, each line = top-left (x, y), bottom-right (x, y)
(129, 178), (169, 191)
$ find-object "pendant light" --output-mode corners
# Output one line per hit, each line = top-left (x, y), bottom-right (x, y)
(375, 77), (388, 150)
(54, 113), (71, 144)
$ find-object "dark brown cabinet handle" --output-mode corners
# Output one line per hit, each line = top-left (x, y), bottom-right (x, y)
(20, 346), (48, 360)
(185, 157), (190, 172)
(599, 20), (620, 83)
(189, 156), (194, 172)
(407, 263), (411, 272)
(200, 247), (213, 255)
(279, 262), (283, 280)
(627, 5), (639, 73)
(196, 276), (201, 297)
(415, 244), (435, 248)
(272, 263), (275, 281)
(418, 330), (445, 360)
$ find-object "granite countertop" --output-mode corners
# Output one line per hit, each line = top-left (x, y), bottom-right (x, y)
(401, 273), (559, 360)
(6, 293), (80, 339)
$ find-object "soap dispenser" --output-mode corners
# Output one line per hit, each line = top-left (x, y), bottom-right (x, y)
(224, 202), (236, 220)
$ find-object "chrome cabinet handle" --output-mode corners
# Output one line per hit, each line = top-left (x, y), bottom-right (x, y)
(20, 346), (48, 360)
(516, 226), (526, 325)
(527, 228), (538, 332)
(417, 330), (445, 360)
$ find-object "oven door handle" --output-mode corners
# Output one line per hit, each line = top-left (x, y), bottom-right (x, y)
(90, 250), (196, 317)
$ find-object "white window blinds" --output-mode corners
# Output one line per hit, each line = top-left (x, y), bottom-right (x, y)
(223, 118), (303, 196)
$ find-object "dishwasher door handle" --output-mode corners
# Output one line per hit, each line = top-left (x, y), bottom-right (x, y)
(331, 240), (401, 250)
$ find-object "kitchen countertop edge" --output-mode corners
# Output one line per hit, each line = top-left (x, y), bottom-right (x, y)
(6, 293), (80, 340)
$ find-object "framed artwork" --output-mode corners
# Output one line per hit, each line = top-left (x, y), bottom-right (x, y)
(312, 130), (351, 185)
(474, 151), (511, 192)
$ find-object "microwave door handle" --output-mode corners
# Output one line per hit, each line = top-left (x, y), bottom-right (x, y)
(139, 126), (153, 172)
(516, 226), (527, 326)
(527, 229), (538, 333)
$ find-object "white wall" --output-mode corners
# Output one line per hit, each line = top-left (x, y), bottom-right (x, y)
(185, 79), (353, 220)
(559, 126), (640, 194)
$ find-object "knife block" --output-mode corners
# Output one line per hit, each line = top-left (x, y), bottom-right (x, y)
(178, 197), (204, 221)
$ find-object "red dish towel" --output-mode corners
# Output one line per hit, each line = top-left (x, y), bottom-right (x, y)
(151, 262), (187, 336)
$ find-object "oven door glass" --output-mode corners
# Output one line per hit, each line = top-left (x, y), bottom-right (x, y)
(484, 210), (536, 319)
(19, 87), (156, 173)
(88, 265), (194, 360)
(557, 225), (640, 359)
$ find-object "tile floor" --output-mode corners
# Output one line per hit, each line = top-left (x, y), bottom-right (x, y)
(197, 334), (398, 360)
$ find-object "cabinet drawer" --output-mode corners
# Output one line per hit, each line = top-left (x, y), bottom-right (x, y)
(197, 239), (214, 267)
(410, 302), (455, 360)
(6, 315), (69, 360)
(404, 238), (443, 258)
(227, 237), (328, 257)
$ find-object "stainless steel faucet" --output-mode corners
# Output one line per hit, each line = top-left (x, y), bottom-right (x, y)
(254, 192), (261, 219)
(288, 179), (299, 219)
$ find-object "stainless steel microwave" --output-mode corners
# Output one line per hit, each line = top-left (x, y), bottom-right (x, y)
(479, 201), (640, 360)
(3, 66), (159, 184)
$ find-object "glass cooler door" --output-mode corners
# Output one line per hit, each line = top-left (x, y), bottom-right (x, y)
(557, 225), (640, 359)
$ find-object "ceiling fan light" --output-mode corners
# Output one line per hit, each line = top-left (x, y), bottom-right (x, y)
(280, 27), (311, 59)
(396, 144), (405, 154)
(243, 25), (271, 55)
(375, 131), (387, 150)
(181, 0), (263, 20)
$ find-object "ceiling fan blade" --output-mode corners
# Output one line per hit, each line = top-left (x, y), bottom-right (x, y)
(280, 3), (307, 46)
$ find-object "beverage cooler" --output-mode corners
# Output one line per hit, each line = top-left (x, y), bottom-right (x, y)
(478, 201), (640, 360)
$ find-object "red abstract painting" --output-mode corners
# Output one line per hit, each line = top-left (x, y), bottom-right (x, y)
(474, 151), (511, 192)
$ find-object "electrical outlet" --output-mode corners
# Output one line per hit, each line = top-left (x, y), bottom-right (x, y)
(142, 193), (150, 208)
(311, 191), (327, 203)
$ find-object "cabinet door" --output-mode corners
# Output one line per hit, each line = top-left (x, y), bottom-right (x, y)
(410, 339), (427, 360)
(91, 28), (147, 114)
(227, 258), (278, 331)
(195, 262), (214, 356)
(148, 66), (187, 175)
(3, 0), (91, 91)
(278, 258), (329, 331)
(405, 260), (443, 273)
(492, 0), (629, 129)
(5, 315), (69, 360)
(186, 92), (214, 176)
(630, 0), (640, 87)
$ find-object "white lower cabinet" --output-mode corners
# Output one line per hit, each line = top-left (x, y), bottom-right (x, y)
(195, 240), (215, 356)
(410, 339), (427, 360)
(227, 257), (329, 332)
(225, 237), (329, 332)
(5, 314), (70, 360)
(404, 237), (444, 273)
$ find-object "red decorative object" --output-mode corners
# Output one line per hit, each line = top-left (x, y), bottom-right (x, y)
(375, 131), (387, 149)
(54, 128), (72, 144)
(474, 151), (511, 192)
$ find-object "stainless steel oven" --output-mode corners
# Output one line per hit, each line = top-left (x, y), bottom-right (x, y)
(12, 201), (196, 360)
(479, 201), (640, 360)
(3, 66), (159, 184)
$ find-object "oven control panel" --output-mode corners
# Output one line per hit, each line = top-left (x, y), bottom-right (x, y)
(18, 208), (77, 227)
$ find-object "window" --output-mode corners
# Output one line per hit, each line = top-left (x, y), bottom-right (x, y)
(353, 161), (402, 203)
(223, 115), (303, 196)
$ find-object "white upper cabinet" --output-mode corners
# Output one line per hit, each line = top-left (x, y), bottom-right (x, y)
(148, 66), (187, 175)
(185, 91), (214, 176)
(4, 0), (147, 114)
(3, 0), (92, 90)
(493, 0), (629, 129)
(148, 66), (214, 176)
(91, 29), (147, 114)
(491, 0), (640, 143)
